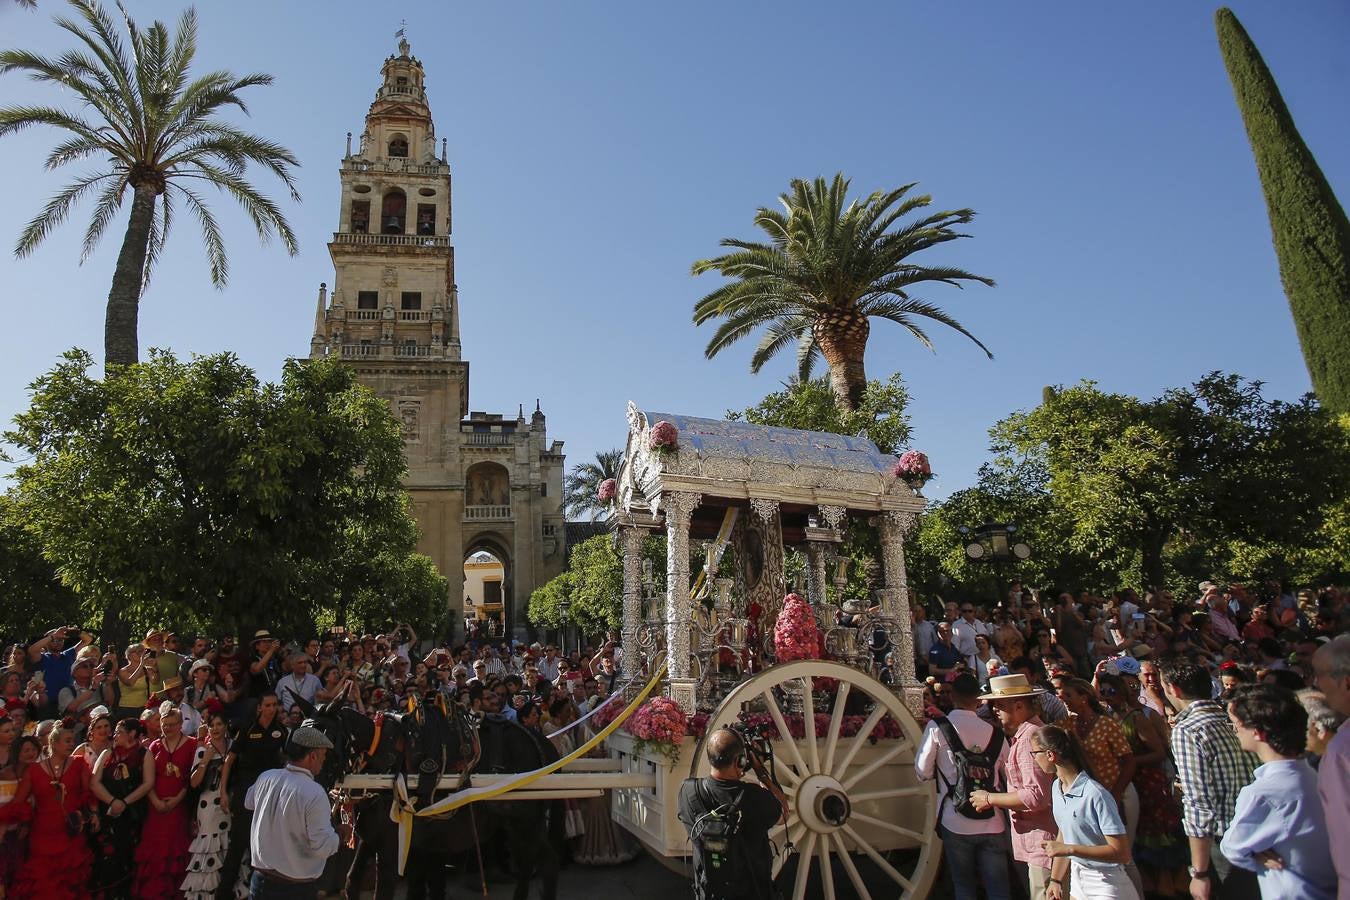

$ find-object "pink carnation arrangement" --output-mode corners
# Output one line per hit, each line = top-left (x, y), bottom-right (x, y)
(596, 478), (617, 503)
(648, 421), (679, 454)
(587, 693), (626, 732)
(891, 450), (933, 486)
(773, 593), (821, 662)
(626, 696), (689, 765)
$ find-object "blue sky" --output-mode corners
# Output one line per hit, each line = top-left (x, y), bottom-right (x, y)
(0, 1), (1346, 499)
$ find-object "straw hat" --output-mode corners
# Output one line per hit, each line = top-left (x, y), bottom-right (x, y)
(978, 674), (1048, 701)
(251, 629), (277, 644)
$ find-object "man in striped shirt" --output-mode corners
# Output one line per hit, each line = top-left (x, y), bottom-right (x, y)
(1160, 657), (1258, 900)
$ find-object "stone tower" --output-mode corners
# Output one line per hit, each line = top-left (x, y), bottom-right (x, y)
(310, 38), (566, 639)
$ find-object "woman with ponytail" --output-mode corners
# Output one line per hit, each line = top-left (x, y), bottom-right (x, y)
(1032, 724), (1138, 900)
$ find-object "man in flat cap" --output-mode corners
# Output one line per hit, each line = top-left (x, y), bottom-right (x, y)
(244, 723), (348, 898)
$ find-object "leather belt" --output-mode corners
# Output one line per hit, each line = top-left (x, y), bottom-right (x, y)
(256, 867), (317, 884)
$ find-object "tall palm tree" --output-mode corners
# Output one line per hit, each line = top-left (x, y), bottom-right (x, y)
(0, 0), (299, 366)
(564, 449), (622, 521)
(692, 173), (994, 411)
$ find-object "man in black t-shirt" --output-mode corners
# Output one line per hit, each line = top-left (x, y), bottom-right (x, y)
(217, 691), (288, 900)
(678, 728), (787, 900)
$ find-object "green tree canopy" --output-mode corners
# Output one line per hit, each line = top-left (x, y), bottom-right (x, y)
(0, 0), (300, 366)
(726, 372), (912, 455)
(528, 533), (667, 634)
(1216, 9), (1350, 413)
(692, 173), (993, 411)
(0, 494), (81, 643)
(992, 373), (1350, 591)
(4, 350), (445, 644)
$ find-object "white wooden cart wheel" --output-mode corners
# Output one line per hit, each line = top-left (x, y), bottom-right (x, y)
(689, 660), (940, 900)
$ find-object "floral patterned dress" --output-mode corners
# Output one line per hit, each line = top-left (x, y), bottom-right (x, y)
(133, 734), (197, 898)
(1120, 708), (1187, 869)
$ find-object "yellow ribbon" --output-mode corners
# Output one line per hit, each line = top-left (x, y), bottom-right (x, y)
(413, 661), (669, 819)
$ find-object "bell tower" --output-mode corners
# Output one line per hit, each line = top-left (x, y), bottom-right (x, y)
(308, 37), (566, 640)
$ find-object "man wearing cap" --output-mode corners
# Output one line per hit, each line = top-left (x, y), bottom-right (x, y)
(245, 723), (347, 898)
(969, 675), (1057, 900)
(915, 672), (1011, 900)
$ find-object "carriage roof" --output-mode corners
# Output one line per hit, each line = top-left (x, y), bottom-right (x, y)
(617, 402), (922, 517)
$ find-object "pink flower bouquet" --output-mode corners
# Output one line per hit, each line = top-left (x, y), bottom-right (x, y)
(773, 593), (821, 662)
(648, 420), (679, 455)
(626, 696), (689, 765)
(891, 450), (933, 486)
(596, 478), (617, 503)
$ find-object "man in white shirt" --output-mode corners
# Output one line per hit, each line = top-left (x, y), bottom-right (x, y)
(951, 603), (986, 671)
(915, 672), (1012, 900)
(278, 655), (321, 713)
(245, 725), (347, 898)
(913, 605), (938, 676)
(536, 646), (561, 683)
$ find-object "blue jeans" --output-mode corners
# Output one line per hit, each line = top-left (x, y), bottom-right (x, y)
(248, 871), (319, 900)
(942, 829), (1012, 900)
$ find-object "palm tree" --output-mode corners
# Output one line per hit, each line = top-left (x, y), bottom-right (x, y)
(0, 0), (299, 366)
(564, 449), (623, 521)
(692, 173), (994, 411)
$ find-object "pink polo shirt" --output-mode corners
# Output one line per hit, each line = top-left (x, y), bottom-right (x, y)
(1003, 717), (1056, 868)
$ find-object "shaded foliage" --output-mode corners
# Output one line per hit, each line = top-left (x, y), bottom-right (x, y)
(3, 350), (445, 644)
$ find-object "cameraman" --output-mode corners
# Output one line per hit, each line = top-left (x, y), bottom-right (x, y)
(678, 727), (787, 900)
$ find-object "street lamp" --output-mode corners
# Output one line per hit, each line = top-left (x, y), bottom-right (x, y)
(558, 596), (571, 655)
(958, 523), (1031, 603)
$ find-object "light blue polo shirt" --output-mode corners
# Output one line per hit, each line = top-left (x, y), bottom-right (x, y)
(1051, 770), (1127, 871)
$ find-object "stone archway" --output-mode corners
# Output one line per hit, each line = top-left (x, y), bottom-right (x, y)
(463, 533), (513, 638)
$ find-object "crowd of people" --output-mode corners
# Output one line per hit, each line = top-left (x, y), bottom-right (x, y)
(0, 621), (636, 899)
(913, 581), (1350, 900)
(0, 576), (1347, 900)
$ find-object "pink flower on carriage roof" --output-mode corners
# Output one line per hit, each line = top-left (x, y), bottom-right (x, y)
(597, 478), (617, 502)
(891, 450), (932, 480)
(648, 421), (679, 452)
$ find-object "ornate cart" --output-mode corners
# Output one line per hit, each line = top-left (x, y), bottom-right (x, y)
(607, 404), (941, 900)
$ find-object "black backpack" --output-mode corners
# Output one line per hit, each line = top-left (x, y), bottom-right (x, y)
(690, 778), (751, 900)
(934, 716), (1004, 820)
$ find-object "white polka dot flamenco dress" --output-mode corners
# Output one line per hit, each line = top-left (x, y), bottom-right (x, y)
(180, 744), (236, 900)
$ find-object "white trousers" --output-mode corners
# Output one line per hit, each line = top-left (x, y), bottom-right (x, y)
(1070, 862), (1140, 900)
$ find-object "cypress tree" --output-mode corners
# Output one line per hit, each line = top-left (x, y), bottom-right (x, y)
(1215, 7), (1350, 413)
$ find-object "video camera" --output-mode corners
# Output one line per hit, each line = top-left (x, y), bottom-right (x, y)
(727, 721), (774, 776)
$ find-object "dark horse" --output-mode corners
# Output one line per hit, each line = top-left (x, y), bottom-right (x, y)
(297, 690), (563, 900)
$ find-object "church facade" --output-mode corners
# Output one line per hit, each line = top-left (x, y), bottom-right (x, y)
(308, 39), (566, 638)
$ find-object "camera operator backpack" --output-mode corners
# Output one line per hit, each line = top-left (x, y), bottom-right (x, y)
(934, 716), (1003, 820)
(689, 778), (751, 900)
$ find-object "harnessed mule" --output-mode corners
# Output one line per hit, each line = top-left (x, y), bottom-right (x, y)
(301, 691), (561, 900)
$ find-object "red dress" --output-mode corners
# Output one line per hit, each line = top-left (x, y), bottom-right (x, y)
(1, 755), (95, 899)
(133, 735), (197, 899)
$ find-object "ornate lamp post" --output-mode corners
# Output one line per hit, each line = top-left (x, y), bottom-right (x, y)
(958, 522), (1032, 603)
(558, 595), (571, 656)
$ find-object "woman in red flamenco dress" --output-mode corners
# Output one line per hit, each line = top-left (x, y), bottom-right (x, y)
(0, 721), (97, 899)
(133, 702), (197, 899)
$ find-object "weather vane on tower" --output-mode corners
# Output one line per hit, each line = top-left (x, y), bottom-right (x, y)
(395, 20), (409, 57)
